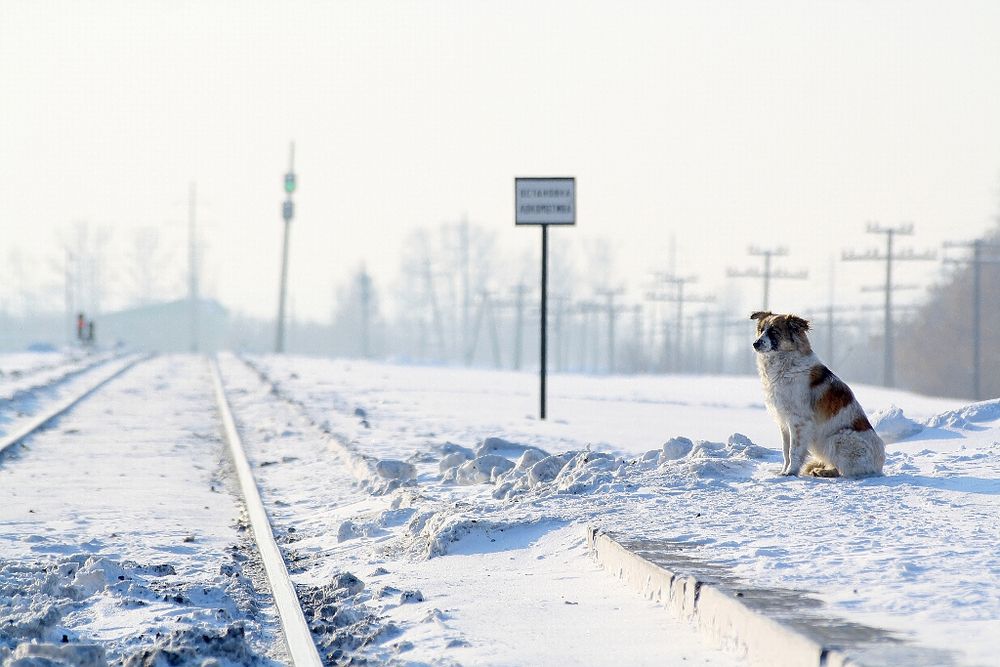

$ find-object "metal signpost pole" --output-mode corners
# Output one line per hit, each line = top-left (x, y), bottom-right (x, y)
(515, 177), (575, 421)
(540, 224), (548, 419)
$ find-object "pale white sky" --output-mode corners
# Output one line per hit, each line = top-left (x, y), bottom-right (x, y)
(2, 1), (999, 321)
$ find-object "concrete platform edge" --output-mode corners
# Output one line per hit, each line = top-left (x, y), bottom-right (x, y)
(585, 526), (860, 667)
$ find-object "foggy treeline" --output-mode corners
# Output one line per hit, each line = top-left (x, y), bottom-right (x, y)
(249, 218), (988, 399)
(3, 216), (999, 402)
(897, 221), (1000, 399)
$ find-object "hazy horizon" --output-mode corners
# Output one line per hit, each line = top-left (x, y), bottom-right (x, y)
(3, 1), (999, 323)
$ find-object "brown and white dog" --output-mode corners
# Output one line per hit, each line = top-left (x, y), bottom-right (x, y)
(751, 311), (885, 477)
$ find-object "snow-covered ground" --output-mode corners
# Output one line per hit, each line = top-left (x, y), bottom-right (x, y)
(240, 354), (998, 666)
(1, 350), (996, 666)
(219, 356), (741, 666)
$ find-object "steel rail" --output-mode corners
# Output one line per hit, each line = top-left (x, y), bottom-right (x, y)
(210, 357), (323, 667)
(0, 354), (149, 457)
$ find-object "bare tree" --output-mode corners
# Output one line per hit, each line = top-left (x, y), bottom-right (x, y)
(127, 226), (176, 306)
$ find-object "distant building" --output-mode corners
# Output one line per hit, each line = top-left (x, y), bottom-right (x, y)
(101, 299), (228, 352)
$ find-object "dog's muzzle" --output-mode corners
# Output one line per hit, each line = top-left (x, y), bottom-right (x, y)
(753, 336), (768, 352)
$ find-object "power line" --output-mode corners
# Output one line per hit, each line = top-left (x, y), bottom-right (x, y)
(727, 247), (807, 311)
(842, 222), (935, 387)
(647, 274), (713, 372)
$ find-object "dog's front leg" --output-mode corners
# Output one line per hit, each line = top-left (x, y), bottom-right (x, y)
(779, 425), (791, 474)
(781, 423), (811, 476)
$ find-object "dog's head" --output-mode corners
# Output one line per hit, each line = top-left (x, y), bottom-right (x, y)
(750, 311), (811, 354)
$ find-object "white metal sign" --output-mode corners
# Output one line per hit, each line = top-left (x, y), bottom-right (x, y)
(515, 177), (576, 225)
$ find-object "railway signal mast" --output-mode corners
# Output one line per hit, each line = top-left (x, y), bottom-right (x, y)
(275, 142), (296, 354)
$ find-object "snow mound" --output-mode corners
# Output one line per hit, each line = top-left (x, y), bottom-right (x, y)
(0, 643), (106, 667)
(871, 405), (924, 443)
(491, 450), (628, 499)
(121, 625), (260, 667)
(296, 572), (401, 663)
(660, 436), (694, 461)
(437, 442), (475, 459)
(375, 459), (416, 481)
(659, 434), (777, 480)
(406, 512), (519, 558)
(925, 398), (1000, 429)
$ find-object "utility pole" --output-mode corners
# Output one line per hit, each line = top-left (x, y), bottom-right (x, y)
(275, 142), (296, 353)
(572, 300), (600, 372)
(460, 216), (471, 366)
(728, 247), (807, 311)
(943, 238), (1000, 400)
(696, 309), (710, 374)
(630, 304), (644, 373)
(358, 267), (372, 358)
(595, 288), (625, 373)
(466, 289), (503, 368)
(424, 256), (447, 361)
(549, 294), (570, 372)
(843, 223), (934, 387)
(64, 247), (74, 346)
(188, 182), (199, 353)
(511, 283), (529, 370)
(647, 274), (713, 372)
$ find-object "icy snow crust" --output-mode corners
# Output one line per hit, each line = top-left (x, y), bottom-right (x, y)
(0, 356), (282, 666)
(240, 354), (997, 666)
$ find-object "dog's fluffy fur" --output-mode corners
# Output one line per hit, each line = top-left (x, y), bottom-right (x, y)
(751, 311), (885, 477)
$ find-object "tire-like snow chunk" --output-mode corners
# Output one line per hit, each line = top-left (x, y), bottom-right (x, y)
(475, 436), (547, 460)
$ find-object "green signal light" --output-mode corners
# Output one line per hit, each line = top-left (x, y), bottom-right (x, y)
(284, 173), (296, 194)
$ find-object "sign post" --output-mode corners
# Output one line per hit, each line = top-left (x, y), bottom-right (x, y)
(515, 177), (576, 419)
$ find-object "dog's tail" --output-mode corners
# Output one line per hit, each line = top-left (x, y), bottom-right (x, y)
(803, 460), (841, 478)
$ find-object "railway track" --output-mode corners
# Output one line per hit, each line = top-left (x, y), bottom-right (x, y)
(0, 351), (122, 400)
(210, 357), (324, 667)
(0, 352), (326, 665)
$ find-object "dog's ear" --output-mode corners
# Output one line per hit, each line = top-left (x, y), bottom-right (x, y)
(788, 316), (810, 333)
(750, 311), (772, 321)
